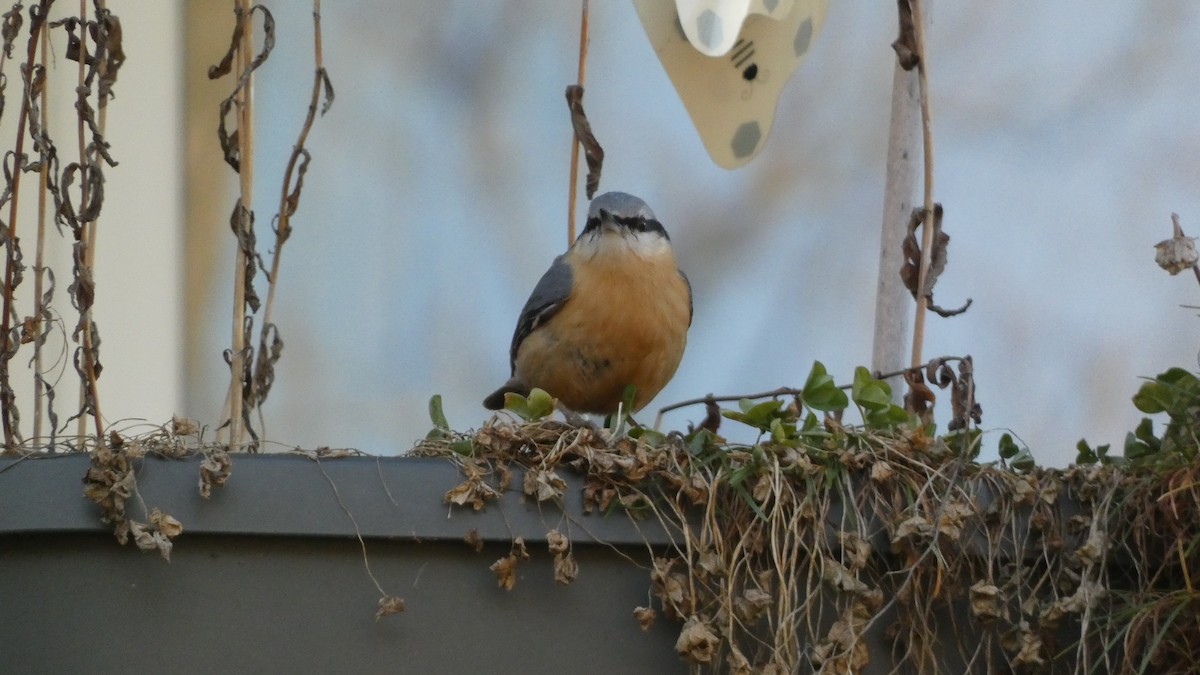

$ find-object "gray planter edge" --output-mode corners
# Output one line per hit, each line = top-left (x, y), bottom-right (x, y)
(0, 453), (676, 547)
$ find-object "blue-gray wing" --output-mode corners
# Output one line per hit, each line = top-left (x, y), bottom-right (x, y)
(509, 254), (574, 371)
(680, 268), (693, 326)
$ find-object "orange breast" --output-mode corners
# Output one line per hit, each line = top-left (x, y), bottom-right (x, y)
(514, 251), (690, 414)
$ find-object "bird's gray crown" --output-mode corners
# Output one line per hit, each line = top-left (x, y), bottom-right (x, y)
(588, 191), (656, 221)
(581, 191), (668, 242)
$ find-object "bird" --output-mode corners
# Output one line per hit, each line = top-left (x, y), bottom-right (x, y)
(483, 191), (692, 416)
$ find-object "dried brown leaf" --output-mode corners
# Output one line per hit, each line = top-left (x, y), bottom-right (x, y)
(700, 397), (721, 434)
(149, 508), (183, 539)
(633, 606), (656, 631)
(444, 475), (500, 511)
(891, 514), (932, 547)
(199, 448), (232, 499)
(1001, 621), (1045, 667)
(546, 528), (569, 555)
(900, 205), (971, 317)
(903, 370), (935, 424)
(675, 615), (720, 664)
(891, 0), (919, 69)
(696, 549), (723, 578)
(726, 647), (752, 675)
(375, 595), (406, 620)
(564, 84), (604, 199)
(553, 552), (578, 585)
(651, 557), (688, 617)
(172, 415), (199, 437)
(1155, 214), (1199, 274)
(751, 472), (772, 503)
(464, 528), (484, 553)
(490, 554), (518, 591)
(839, 531), (873, 572)
(822, 558), (869, 594)
(969, 581), (1005, 623)
(523, 468), (566, 503)
(733, 588), (772, 623)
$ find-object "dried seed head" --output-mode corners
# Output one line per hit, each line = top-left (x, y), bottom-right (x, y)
(1155, 213), (1199, 275)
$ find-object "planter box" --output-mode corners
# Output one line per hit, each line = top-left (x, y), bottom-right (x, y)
(0, 454), (686, 674)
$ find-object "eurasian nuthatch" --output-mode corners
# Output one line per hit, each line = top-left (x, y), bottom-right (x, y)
(483, 191), (692, 415)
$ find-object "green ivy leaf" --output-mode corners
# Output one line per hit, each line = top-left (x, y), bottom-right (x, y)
(502, 388), (558, 422)
(1075, 439), (1098, 465)
(851, 367), (892, 412)
(723, 399), (785, 432)
(802, 362), (849, 412)
(865, 404), (909, 429)
(1133, 368), (1200, 414)
(428, 394), (450, 430)
(998, 433), (1019, 460)
(629, 427), (667, 447)
(426, 394), (452, 440)
(1009, 449), (1036, 472)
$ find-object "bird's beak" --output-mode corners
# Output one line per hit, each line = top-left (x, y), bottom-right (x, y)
(598, 209), (619, 233)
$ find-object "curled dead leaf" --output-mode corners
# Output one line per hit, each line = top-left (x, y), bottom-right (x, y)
(464, 528), (484, 553)
(822, 558), (869, 595)
(490, 554), (518, 591)
(1155, 214), (1199, 274)
(523, 468), (566, 502)
(838, 531), (872, 572)
(891, 514), (932, 547)
(869, 460), (894, 484)
(149, 508), (183, 539)
(651, 557), (687, 617)
(935, 500), (973, 541)
(444, 475), (500, 511)
(375, 595), (406, 620)
(198, 448), (232, 499)
(733, 588), (772, 623)
(553, 552), (578, 585)
(1001, 621), (1045, 667)
(969, 581), (1005, 623)
(128, 519), (174, 562)
(172, 414), (199, 436)
(546, 529), (569, 555)
(633, 606), (656, 631)
(675, 615), (721, 664)
(513, 537), (530, 561)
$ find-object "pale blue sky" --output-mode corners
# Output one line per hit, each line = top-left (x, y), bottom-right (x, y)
(191, 2), (1200, 465)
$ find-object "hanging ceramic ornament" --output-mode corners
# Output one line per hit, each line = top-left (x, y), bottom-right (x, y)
(634, 0), (829, 169)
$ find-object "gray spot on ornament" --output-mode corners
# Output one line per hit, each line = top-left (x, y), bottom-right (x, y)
(731, 121), (762, 159)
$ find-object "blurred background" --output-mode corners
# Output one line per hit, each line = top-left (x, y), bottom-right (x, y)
(15, 2), (1200, 465)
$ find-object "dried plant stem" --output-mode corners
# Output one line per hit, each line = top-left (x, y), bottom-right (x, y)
(75, 0), (106, 443)
(32, 23), (51, 445)
(908, 0), (936, 368)
(565, 0), (589, 247)
(261, 1), (323, 332)
(254, 0), (326, 433)
(227, 0), (255, 451)
(1, 2), (52, 449)
(655, 357), (964, 422)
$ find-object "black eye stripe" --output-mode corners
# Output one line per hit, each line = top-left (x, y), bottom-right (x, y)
(581, 214), (669, 241)
(614, 216), (667, 237)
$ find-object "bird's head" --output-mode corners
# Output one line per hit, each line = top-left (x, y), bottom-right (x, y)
(575, 191), (673, 260)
